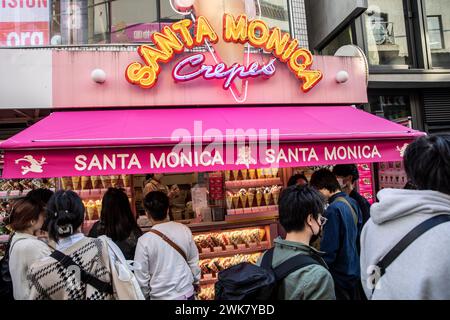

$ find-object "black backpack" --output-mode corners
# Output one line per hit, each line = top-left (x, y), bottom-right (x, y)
(0, 234), (20, 300)
(215, 247), (324, 300)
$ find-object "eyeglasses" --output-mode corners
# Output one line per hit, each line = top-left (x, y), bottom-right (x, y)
(318, 216), (328, 226)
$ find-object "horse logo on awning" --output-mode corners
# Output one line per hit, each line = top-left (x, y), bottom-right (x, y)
(15, 155), (47, 175)
(396, 143), (409, 158)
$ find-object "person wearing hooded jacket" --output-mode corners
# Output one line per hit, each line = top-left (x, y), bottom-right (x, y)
(361, 134), (450, 300)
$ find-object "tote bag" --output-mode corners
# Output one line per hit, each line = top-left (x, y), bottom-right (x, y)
(99, 236), (145, 300)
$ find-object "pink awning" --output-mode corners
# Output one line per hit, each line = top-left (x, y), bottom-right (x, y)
(1, 106), (424, 178)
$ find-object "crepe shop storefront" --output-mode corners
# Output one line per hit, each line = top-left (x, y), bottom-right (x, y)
(0, 15), (423, 300)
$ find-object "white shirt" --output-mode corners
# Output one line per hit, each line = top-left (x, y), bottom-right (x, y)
(9, 232), (51, 300)
(56, 233), (85, 251)
(133, 221), (201, 300)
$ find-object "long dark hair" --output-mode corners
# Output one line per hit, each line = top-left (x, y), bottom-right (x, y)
(100, 188), (141, 242)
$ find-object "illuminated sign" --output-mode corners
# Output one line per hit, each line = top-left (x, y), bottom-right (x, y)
(126, 14), (322, 93)
(172, 53), (276, 90)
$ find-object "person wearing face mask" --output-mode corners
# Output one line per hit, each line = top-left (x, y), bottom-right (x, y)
(332, 164), (371, 226)
(310, 169), (363, 300)
(257, 185), (335, 300)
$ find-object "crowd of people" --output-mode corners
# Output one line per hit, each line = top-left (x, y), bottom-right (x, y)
(0, 134), (449, 300)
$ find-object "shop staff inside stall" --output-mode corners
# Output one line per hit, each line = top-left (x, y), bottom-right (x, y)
(140, 174), (181, 225)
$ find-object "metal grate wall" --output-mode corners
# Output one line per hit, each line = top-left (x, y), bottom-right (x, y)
(290, 0), (309, 49)
(423, 90), (450, 134)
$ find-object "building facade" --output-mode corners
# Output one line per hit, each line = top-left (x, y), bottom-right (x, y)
(305, 0), (450, 134)
(0, 0), (309, 140)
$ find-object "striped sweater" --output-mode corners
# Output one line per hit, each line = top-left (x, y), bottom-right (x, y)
(28, 237), (114, 300)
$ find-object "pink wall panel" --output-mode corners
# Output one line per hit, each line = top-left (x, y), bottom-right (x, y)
(52, 51), (368, 108)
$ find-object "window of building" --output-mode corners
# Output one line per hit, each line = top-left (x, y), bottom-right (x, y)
(47, 0), (180, 45)
(364, 0), (412, 66)
(424, 0), (450, 69)
(0, 0), (52, 47)
(427, 16), (444, 50)
(368, 95), (412, 123)
(260, 0), (290, 33)
(1, 0), (292, 47)
(320, 25), (354, 56)
(110, 0), (159, 44)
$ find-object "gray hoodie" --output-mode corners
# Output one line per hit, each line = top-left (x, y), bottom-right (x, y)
(360, 188), (450, 300)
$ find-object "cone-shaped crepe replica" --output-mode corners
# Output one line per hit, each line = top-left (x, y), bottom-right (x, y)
(239, 189), (247, 209)
(263, 187), (271, 205)
(271, 168), (279, 178)
(241, 169), (248, 180)
(272, 186), (281, 205)
(72, 176), (80, 190)
(264, 168), (272, 178)
(226, 192), (233, 209)
(224, 171), (231, 181)
(256, 188), (263, 206)
(95, 200), (102, 218)
(91, 176), (99, 189)
(257, 168), (264, 179)
(86, 200), (96, 220)
(81, 176), (90, 190)
(247, 188), (256, 207)
(110, 175), (119, 188)
(101, 176), (109, 188)
(61, 177), (70, 190)
(232, 194), (240, 209)
(232, 170), (240, 181)
(193, 0), (246, 94)
(121, 174), (131, 187)
(248, 169), (256, 180)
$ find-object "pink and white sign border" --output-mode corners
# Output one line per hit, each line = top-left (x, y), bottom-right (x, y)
(3, 139), (413, 179)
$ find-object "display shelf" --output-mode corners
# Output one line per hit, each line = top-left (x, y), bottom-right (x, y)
(140, 216), (278, 235)
(199, 242), (269, 260)
(72, 187), (132, 200)
(0, 188), (56, 199)
(227, 205), (278, 216)
(225, 178), (282, 189)
(0, 190), (25, 199)
(225, 210), (278, 222)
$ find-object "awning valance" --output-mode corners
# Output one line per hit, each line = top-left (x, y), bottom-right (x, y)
(1, 106), (424, 178)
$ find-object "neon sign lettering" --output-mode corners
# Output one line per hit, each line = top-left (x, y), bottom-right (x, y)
(126, 14), (322, 93)
(172, 53), (276, 90)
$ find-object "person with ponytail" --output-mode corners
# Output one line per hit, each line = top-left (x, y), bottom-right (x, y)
(27, 190), (115, 300)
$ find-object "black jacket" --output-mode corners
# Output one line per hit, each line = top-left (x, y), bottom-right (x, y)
(349, 189), (371, 226)
(88, 221), (142, 260)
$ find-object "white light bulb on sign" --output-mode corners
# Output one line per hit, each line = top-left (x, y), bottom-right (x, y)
(171, 0), (195, 15)
(174, 0), (195, 8)
(91, 69), (106, 83)
(336, 71), (349, 84)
